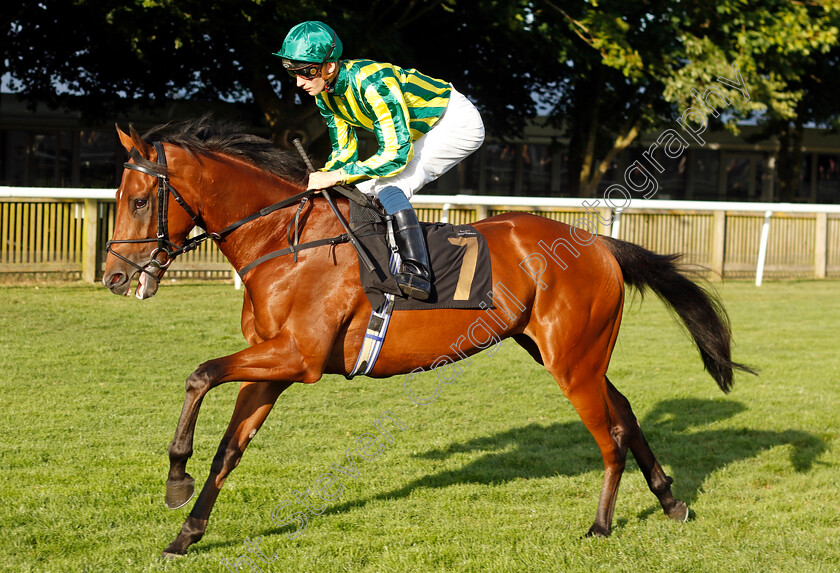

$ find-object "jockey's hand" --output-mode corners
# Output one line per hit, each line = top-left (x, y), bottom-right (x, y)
(307, 170), (345, 190)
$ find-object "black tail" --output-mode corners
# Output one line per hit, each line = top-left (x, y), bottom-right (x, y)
(601, 236), (755, 392)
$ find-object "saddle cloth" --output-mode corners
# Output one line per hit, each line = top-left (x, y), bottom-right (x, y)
(348, 200), (494, 312)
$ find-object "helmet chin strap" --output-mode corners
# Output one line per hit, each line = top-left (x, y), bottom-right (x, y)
(318, 30), (338, 92)
(321, 61), (339, 93)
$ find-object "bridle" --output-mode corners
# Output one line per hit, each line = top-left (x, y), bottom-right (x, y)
(107, 141), (372, 281)
(106, 142), (218, 282)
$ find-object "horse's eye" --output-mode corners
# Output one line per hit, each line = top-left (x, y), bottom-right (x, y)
(134, 199), (148, 209)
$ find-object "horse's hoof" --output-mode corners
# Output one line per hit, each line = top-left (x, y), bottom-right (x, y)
(161, 551), (184, 560)
(165, 475), (195, 509)
(585, 524), (611, 538)
(666, 500), (690, 522)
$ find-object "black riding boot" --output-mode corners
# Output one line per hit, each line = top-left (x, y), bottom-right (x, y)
(391, 208), (432, 300)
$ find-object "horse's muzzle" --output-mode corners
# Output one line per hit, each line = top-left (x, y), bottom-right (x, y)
(102, 264), (162, 300)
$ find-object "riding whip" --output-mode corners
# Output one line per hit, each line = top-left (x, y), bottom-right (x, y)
(292, 139), (376, 272)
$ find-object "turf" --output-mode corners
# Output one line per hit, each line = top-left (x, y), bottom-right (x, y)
(0, 279), (838, 572)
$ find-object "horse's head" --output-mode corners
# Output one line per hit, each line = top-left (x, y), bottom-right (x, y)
(102, 125), (197, 299)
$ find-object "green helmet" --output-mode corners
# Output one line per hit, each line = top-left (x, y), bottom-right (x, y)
(273, 21), (343, 65)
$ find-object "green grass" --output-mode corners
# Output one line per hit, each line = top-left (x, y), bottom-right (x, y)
(0, 279), (838, 572)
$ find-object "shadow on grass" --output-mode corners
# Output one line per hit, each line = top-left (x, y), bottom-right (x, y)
(368, 398), (825, 506)
(207, 397), (826, 550)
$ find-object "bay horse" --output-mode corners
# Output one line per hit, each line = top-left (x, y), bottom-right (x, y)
(102, 118), (751, 557)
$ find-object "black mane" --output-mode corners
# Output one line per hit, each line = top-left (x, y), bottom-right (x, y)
(142, 115), (310, 186)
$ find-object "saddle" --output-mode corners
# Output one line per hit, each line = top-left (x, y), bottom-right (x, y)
(347, 198), (494, 312)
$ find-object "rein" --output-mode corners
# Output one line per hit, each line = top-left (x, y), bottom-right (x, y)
(108, 142), (369, 281)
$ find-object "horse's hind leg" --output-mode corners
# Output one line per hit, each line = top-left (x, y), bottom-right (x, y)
(516, 336), (626, 534)
(552, 372), (628, 537)
(163, 380), (291, 557)
(605, 377), (689, 522)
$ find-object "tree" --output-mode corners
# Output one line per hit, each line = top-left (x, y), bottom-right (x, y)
(4, 0), (311, 144)
(5, 0), (840, 198)
(3, 0), (549, 150)
(533, 0), (840, 195)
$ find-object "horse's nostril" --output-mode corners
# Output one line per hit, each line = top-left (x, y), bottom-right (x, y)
(107, 273), (125, 287)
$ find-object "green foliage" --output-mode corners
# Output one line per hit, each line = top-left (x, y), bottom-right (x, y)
(534, 0), (840, 192)
(664, 0), (840, 123)
(0, 280), (839, 571)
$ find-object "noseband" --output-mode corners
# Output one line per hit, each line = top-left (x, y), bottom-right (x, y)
(106, 142), (216, 282)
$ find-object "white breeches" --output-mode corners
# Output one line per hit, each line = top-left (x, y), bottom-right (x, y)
(355, 86), (485, 199)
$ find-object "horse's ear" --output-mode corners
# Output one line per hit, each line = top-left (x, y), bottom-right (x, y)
(116, 123), (134, 153)
(115, 123), (152, 157)
(127, 124), (153, 158)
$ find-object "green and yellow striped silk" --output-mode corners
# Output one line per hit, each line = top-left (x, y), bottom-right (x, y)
(316, 59), (451, 183)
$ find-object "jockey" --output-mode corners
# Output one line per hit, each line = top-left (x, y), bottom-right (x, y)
(274, 21), (485, 301)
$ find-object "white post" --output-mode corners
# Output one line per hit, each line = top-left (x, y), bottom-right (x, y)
(755, 210), (772, 287)
(441, 203), (451, 224)
(234, 267), (242, 290)
(610, 210), (622, 239)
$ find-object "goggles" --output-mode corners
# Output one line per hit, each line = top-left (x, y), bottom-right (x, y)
(285, 62), (322, 79)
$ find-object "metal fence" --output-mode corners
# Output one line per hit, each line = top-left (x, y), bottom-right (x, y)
(2, 187), (840, 284)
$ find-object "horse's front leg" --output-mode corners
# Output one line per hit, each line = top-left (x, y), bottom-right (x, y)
(164, 336), (322, 511)
(163, 379), (292, 557)
(164, 359), (224, 509)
